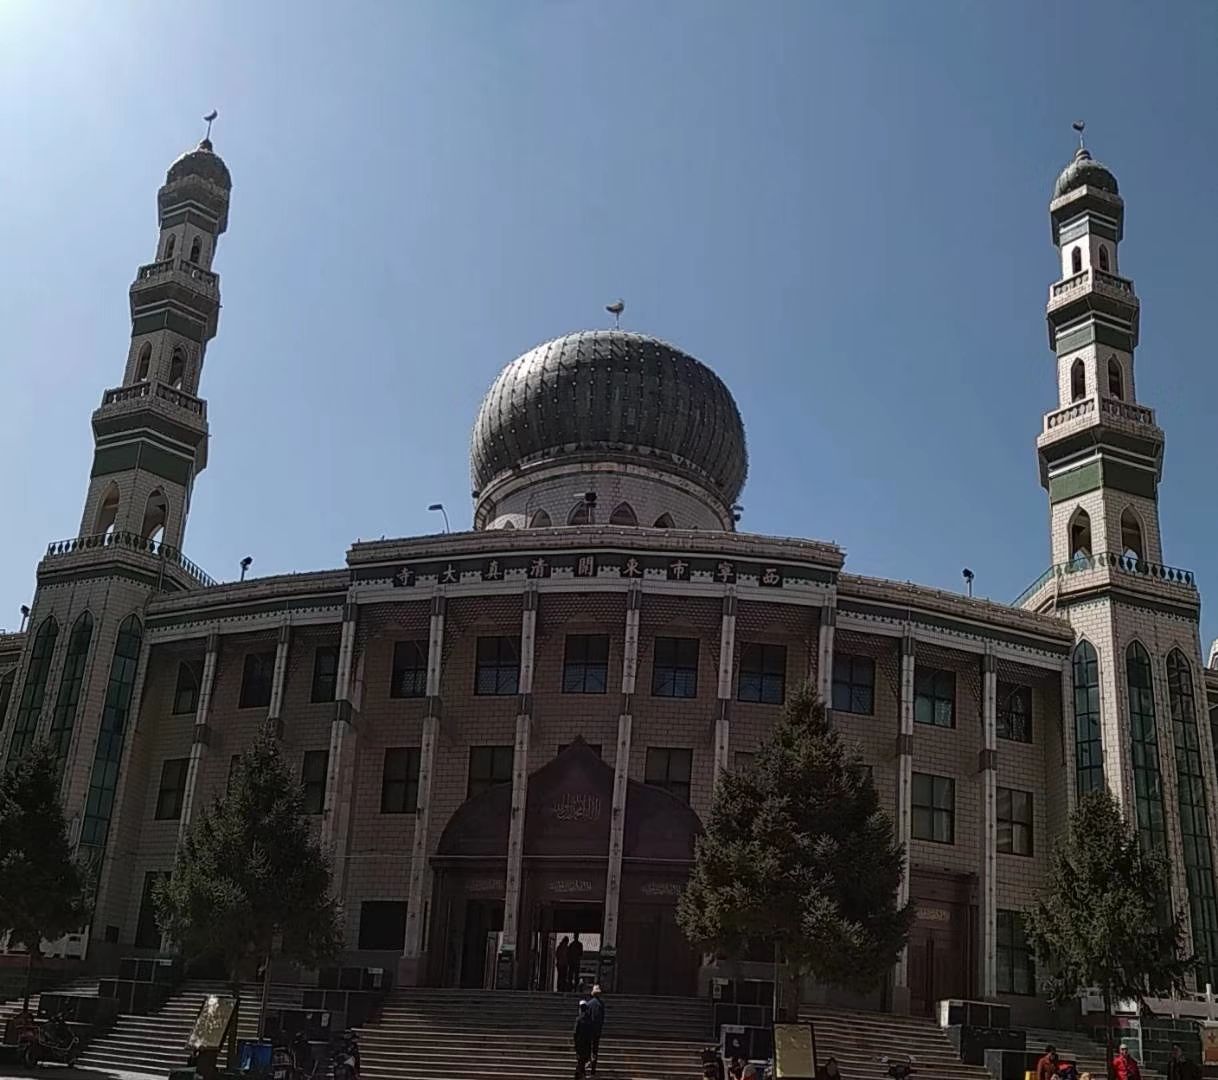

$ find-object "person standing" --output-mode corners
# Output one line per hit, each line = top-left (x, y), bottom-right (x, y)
(1036, 1046), (1059, 1080)
(1113, 1044), (1143, 1080)
(555, 936), (570, 992)
(574, 999), (596, 1079)
(568, 935), (584, 994)
(586, 984), (606, 1074)
(1167, 1044), (1200, 1080)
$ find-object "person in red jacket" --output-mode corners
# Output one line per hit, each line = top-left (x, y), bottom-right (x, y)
(1113, 1044), (1143, 1080)
(1036, 1046), (1060, 1080)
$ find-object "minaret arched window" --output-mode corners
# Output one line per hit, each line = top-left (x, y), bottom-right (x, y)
(527, 509), (552, 528)
(1098, 245), (1110, 272)
(141, 490), (167, 546)
(1068, 508), (1092, 563)
(135, 343), (152, 382)
(1070, 359), (1086, 402)
(568, 500), (592, 525)
(164, 234), (176, 260)
(1071, 246), (1083, 275)
(1120, 508), (1144, 563)
(189, 235), (201, 263)
(1108, 357), (1124, 400)
(168, 348), (185, 389)
(1072, 639), (1104, 796)
(80, 614), (143, 850)
(609, 502), (638, 527)
(49, 611), (94, 778)
(95, 482), (121, 538)
(6, 616), (60, 764)
(1126, 641), (1166, 854)
(1166, 649), (1218, 984)
(653, 513), (676, 529)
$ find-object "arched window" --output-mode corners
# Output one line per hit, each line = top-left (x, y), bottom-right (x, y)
(95, 482), (121, 537)
(609, 502), (638, 527)
(568, 500), (591, 525)
(164, 234), (176, 260)
(1126, 642), (1166, 854)
(1108, 356), (1124, 400)
(49, 612), (94, 778)
(1166, 649), (1218, 983)
(653, 513), (676, 529)
(1070, 359), (1086, 402)
(1071, 246), (1083, 274)
(189, 236), (201, 263)
(1098, 245), (1110, 272)
(6, 616), (60, 763)
(80, 614), (143, 850)
(501, 520), (515, 530)
(0, 669), (15, 729)
(141, 489), (167, 545)
(135, 343), (152, 382)
(527, 509), (552, 528)
(1120, 508), (1144, 563)
(1068, 508), (1092, 563)
(1072, 640), (1104, 796)
(168, 348), (185, 389)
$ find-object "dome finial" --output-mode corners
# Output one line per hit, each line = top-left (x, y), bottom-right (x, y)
(202, 109), (218, 148)
(1072, 120), (1086, 151)
(605, 299), (625, 329)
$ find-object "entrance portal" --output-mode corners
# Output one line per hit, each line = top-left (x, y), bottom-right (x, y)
(530, 901), (603, 992)
(907, 869), (976, 1017)
(460, 898), (504, 989)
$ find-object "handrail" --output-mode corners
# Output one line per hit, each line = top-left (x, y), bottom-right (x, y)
(1014, 551), (1196, 607)
(44, 531), (216, 589)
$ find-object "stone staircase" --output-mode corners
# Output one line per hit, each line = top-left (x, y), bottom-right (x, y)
(802, 1007), (990, 1080)
(0, 975), (100, 1027)
(76, 980), (306, 1076)
(1022, 1027), (1165, 1080)
(353, 988), (713, 1080)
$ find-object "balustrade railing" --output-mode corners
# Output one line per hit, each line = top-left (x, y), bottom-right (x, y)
(100, 380), (206, 418)
(136, 259), (174, 281)
(1051, 270), (1088, 298)
(1049, 268), (1136, 306)
(1045, 397), (1096, 429)
(1093, 268), (1135, 297)
(102, 381), (151, 406)
(177, 259), (217, 288)
(44, 532), (217, 589)
(154, 382), (206, 416)
(1100, 396), (1153, 425)
(1014, 550), (1196, 607)
(134, 258), (217, 290)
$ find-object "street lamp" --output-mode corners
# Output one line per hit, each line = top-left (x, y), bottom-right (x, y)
(240, 556), (253, 582)
(428, 503), (451, 533)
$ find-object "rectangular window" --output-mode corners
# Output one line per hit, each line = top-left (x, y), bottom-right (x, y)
(238, 651), (275, 709)
(475, 636), (520, 696)
(651, 637), (699, 699)
(154, 758), (189, 820)
(911, 772), (955, 844)
(558, 743), (602, 759)
(997, 787), (1034, 856)
(734, 751), (756, 773)
(738, 643), (787, 705)
(996, 910), (1036, 995)
(645, 747), (693, 803)
(390, 640), (429, 699)
(468, 745), (514, 799)
(997, 683), (1032, 743)
(832, 654), (875, 715)
(358, 900), (408, 951)
(311, 645), (339, 703)
(381, 748), (422, 814)
(301, 749), (328, 815)
(562, 635), (609, 694)
(915, 668), (956, 728)
(172, 662), (199, 715)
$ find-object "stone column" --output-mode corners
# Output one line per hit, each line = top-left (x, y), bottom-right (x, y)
(499, 586), (538, 987)
(400, 591), (446, 985)
(321, 602), (358, 857)
(892, 630), (915, 1013)
(602, 582), (642, 986)
(266, 622), (291, 737)
(177, 632), (219, 843)
(818, 604), (836, 711)
(1061, 662), (1077, 815)
(979, 652), (998, 999)
(713, 591), (737, 783)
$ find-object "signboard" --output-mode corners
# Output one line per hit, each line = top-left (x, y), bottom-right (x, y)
(186, 994), (235, 1051)
(773, 1021), (817, 1079)
(1201, 1024), (1218, 1065)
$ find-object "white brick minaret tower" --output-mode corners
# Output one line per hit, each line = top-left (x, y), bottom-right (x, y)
(0, 132), (230, 944)
(1021, 127), (1218, 986)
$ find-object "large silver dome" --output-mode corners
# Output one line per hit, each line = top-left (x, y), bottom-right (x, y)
(471, 330), (748, 505)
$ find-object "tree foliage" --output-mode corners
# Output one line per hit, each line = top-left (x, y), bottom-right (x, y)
(677, 685), (912, 1007)
(1024, 788), (1190, 1062)
(0, 741), (90, 955)
(154, 730), (342, 1047)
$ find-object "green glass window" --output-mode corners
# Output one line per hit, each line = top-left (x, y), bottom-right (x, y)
(1073, 641), (1104, 796)
(915, 668), (955, 728)
(48, 612), (93, 778)
(1126, 642), (1167, 854)
(7, 617), (60, 763)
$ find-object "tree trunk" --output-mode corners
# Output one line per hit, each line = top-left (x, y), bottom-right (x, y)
(22, 949), (35, 1011)
(1103, 989), (1114, 1080)
(257, 952), (272, 1038)
(227, 966), (241, 1069)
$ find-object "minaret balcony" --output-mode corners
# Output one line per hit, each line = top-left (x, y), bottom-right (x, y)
(129, 259), (220, 334)
(1046, 268), (1140, 348)
(93, 380), (208, 469)
(97, 379), (207, 420)
(1014, 551), (1197, 614)
(1038, 394), (1159, 446)
(134, 257), (218, 295)
(40, 531), (217, 592)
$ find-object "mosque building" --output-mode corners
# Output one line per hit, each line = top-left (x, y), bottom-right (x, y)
(1, 131), (1214, 1019)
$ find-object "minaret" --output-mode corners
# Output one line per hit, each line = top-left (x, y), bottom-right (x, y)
(0, 131), (230, 904)
(1022, 129), (1218, 983)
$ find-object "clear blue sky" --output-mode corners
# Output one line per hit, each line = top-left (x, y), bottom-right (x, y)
(2, 2), (1216, 639)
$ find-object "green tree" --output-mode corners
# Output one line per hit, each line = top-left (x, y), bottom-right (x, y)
(1024, 788), (1190, 1073)
(154, 730), (342, 1060)
(0, 741), (90, 1007)
(677, 685), (912, 1015)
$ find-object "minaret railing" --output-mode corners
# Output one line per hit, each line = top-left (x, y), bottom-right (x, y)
(43, 531), (217, 589)
(1014, 550), (1196, 608)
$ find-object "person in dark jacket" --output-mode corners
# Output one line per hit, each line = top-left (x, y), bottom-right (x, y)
(586, 984), (606, 1073)
(574, 1000), (596, 1079)
(567, 935), (584, 994)
(1167, 1044), (1201, 1080)
(555, 936), (570, 992)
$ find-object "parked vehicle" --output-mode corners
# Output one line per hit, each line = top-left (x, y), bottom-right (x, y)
(19, 1013), (79, 1068)
(882, 1055), (917, 1080)
(332, 1029), (360, 1080)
